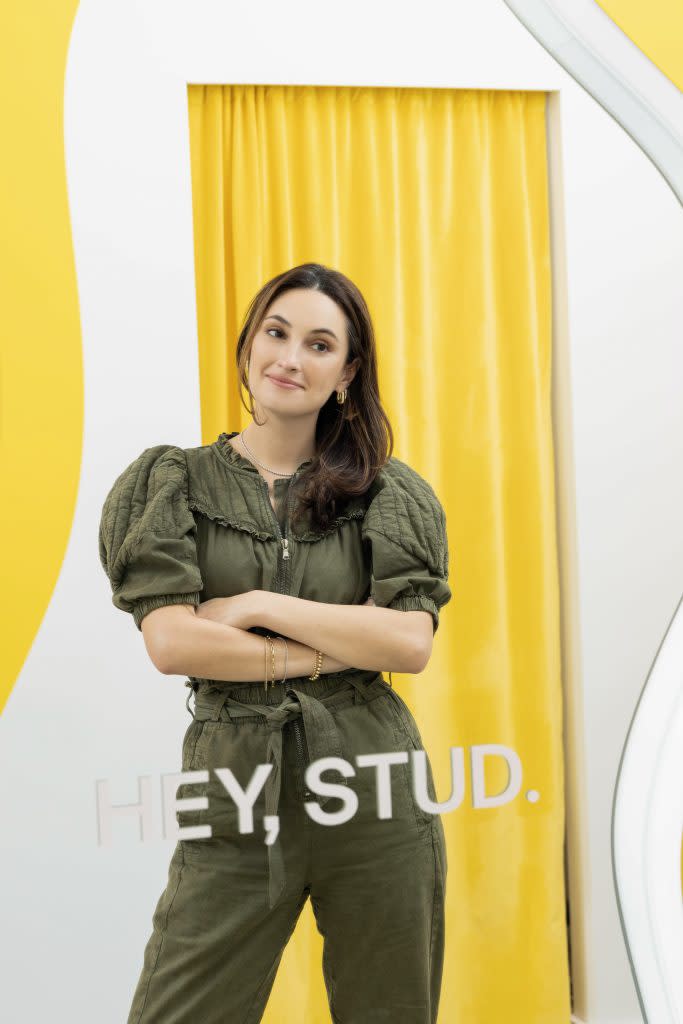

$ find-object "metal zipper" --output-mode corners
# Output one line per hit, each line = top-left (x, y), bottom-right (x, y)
(260, 471), (312, 798)
(290, 711), (313, 800)
(259, 475), (298, 594)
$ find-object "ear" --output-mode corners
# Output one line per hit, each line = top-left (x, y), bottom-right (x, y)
(339, 357), (361, 390)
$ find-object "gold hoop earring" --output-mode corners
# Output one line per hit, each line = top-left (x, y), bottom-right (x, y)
(336, 389), (347, 404)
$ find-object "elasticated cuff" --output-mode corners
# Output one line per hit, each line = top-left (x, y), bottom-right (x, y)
(133, 592), (202, 630)
(386, 593), (440, 634)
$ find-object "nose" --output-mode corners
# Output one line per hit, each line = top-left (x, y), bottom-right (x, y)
(276, 341), (304, 370)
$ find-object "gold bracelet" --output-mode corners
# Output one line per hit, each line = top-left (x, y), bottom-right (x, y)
(264, 635), (277, 691)
(270, 636), (276, 689)
(308, 649), (323, 681)
(274, 636), (288, 685)
(264, 635), (289, 689)
(264, 635), (269, 692)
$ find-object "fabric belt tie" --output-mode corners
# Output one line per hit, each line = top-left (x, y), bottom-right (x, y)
(189, 674), (387, 908)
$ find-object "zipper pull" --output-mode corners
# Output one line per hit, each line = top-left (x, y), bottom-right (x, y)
(282, 537), (289, 560)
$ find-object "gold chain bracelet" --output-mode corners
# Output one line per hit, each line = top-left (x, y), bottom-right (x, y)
(264, 634), (277, 691)
(263, 634), (269, 691)
(263, 635), (290, 690)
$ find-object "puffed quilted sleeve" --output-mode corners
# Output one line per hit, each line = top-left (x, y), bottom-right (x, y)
(361, 459), (452, 634)
(98, 444), (204, 630)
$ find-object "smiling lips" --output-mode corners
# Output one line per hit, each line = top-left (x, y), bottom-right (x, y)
(267, 375), (303, 390)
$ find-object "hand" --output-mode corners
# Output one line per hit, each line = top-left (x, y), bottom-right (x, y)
(363, 596), (376, 606)
(195, 593), (259, 630)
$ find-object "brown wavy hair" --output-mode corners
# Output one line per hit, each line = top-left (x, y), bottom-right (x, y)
(236, 263), (394, 533)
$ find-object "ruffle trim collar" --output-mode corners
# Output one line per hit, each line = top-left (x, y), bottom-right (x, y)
(206, 431), (366, 542)
(212, 431), (314, 475)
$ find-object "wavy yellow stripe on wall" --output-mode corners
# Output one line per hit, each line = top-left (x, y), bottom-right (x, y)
(595, 0), (683, 91)
(0, 2), (82, 712)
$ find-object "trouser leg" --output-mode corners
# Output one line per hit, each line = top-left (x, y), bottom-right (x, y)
(308, 691), (448, 1023)
(127, 719), (310, 1024)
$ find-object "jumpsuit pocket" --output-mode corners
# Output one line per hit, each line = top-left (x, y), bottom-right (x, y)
(383, 687), (439, 833)
(183, 720), (270, 846)
(176, 718), (210, 831)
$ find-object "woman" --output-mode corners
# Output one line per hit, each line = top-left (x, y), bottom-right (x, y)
(99, 263), (452, 1024)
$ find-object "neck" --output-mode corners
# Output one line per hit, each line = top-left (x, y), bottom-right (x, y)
(242, 418), (316, 474)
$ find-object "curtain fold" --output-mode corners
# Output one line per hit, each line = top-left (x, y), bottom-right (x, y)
(187, 83), (569, 1023)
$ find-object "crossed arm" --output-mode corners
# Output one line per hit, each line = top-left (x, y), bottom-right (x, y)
(141, 590), (434, 680)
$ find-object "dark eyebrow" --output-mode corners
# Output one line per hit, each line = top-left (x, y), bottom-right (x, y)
(264, 313), (338, 342)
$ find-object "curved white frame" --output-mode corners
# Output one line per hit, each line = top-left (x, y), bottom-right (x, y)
(503, 0), (683, 202)
(611, 592), (683, 1023)
(504, 3), (683, 1022)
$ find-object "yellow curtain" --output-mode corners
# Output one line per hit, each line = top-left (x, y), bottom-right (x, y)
(187, 84), (570, 1023)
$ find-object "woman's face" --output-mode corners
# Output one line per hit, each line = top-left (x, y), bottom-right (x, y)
(247, 288), (358, 418)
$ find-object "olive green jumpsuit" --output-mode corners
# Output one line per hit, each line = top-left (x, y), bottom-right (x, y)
(98, 431), (452, 1024)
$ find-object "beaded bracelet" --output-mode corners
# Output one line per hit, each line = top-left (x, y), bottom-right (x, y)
(308, 649), (323, 681)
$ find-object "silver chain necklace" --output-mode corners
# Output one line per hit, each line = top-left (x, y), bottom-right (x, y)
(238, 430), (303, 477)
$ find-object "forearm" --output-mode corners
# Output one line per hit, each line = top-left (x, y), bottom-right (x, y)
(258, 594), (423, 674)
(158, 615), (337, 680)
